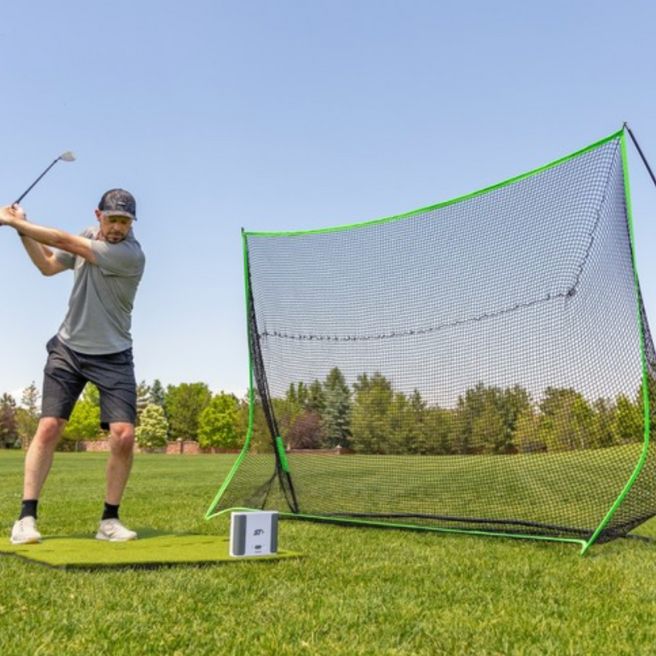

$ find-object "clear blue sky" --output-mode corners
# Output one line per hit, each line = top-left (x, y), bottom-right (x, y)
(1, 0), (655, 401)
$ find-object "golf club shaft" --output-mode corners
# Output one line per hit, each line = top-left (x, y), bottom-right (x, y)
(14, 158), (60, 205)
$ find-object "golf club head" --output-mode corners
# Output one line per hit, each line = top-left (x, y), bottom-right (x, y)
(59, 151), (76, 162)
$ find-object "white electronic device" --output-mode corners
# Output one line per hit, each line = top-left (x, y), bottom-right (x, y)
(230, 511), (279, 557)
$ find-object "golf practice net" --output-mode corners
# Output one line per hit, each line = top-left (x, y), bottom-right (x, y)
(208, 128), (656, 552)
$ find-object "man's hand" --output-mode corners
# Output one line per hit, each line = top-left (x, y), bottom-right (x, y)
(0, 204), (78, 276)
(0, 206), (94, 268)
(0, 204), (27, 228)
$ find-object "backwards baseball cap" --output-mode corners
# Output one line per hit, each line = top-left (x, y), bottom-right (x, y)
(98, 188), (137, 221)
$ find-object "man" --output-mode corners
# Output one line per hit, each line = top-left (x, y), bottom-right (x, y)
(0, 189), (146, 544)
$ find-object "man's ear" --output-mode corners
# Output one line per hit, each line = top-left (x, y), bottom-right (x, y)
(95, 209), (102, 222)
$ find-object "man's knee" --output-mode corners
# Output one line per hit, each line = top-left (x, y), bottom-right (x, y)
(34, 417), (67, 447)
(109, 423), (135, 455)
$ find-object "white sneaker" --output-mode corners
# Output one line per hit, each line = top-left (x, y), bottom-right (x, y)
(96, 519), (137, 542)
(11, 516), (42, 545)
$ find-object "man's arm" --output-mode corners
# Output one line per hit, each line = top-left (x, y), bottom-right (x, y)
(17, 234), (70, 277)
(0, 204), (96, 275)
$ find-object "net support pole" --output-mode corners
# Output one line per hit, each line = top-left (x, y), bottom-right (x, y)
(624, 122), (656, 189)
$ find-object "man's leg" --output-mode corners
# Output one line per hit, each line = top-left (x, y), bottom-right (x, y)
(19, 334), (86, 527)
(88, 347), (138, 541)
(105, 422), (135, 505)
(23, 417), (67, 500)
(96, 422), (137, 541)
(11, 417), (67, 544)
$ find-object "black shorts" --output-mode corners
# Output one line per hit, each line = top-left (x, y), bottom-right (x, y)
(41, 335), (137, 430)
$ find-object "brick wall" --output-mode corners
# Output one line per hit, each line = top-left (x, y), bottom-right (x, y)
(165, 440), (201, 454)
(77, 439), (217, 454)
(81, 439), (111, 452)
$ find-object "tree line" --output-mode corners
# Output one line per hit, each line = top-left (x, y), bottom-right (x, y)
(0, 380), (245, 450)
(259, 368), (651, 455)
(1, 368), (651, 454)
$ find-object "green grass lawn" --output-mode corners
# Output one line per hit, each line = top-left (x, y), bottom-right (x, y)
(2, 450), (656, 655)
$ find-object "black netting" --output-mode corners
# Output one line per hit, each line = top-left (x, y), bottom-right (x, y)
(218, 135), (656, 546)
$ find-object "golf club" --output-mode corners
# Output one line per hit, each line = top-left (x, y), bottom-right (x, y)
(14, 151), (76, 205)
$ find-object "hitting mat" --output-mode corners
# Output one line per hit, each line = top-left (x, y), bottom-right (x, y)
(0, 531), (302, 570)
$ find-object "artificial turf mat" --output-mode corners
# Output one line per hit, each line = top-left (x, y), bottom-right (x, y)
(0, 531), (302, 570)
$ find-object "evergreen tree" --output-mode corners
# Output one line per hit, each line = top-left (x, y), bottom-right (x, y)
(296, 381), (309, 409)
(322, 367), (351, 447)
(286, 382), (298, 406)
(285, 381), (310, 413)
(150, 379), (166, 407)
(21, 382), (39, 415)
(307, 379), (326, 414)
(0, 393), (19, 448)
(17, 382), (40, 448)
(135, 404), (169, 449)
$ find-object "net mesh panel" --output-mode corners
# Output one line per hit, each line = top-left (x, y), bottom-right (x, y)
(219, 135), (656, 543)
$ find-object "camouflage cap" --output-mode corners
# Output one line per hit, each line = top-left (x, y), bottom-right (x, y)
(98, 188), (137, 220)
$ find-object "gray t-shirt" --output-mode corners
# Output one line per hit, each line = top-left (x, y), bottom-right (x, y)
(54, 227), (145, 354)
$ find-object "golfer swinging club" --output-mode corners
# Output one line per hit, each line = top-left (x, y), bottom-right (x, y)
(0, 189), (145, 544)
